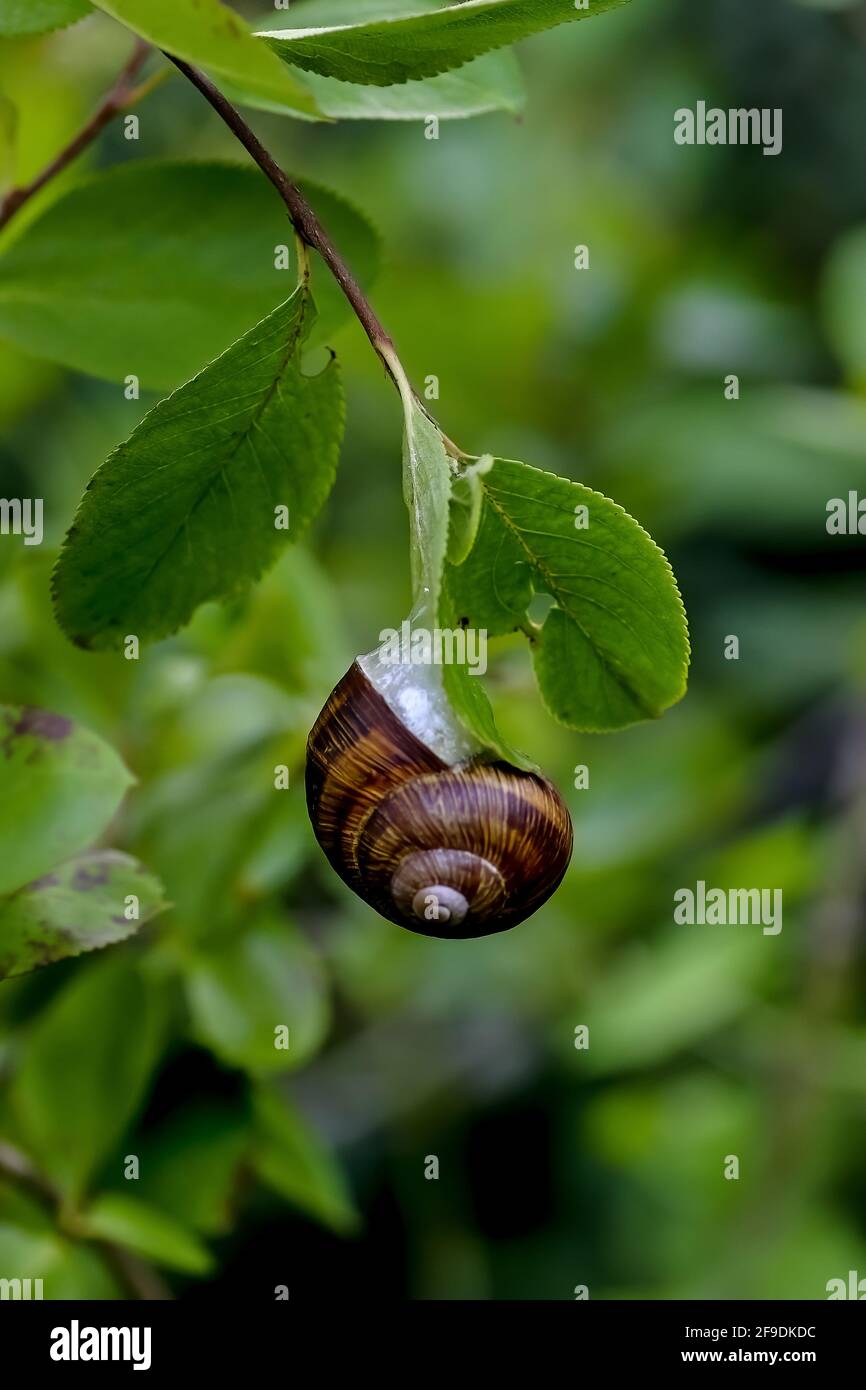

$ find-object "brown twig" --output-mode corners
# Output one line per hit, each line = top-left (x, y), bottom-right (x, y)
(0, 38), (467, 454)
(166, 58), (476, 457)
(0, 39), (151, 232)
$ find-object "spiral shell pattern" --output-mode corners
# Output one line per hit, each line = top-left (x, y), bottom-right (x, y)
(306, 662), (573, 938)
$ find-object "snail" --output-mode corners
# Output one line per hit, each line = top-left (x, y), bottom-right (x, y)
(305, 631), (573, 939)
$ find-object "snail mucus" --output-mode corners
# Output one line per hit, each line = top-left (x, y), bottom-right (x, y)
(305, 621), (573, 939)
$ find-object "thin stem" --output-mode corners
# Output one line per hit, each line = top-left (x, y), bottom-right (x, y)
(0, 1139), (170, 1300)
(164, 55), (400, 380)
(0, 1140), (56, 1210)
(0, 40), (474, 459)
(0, 39), (152, 232)
(378, 338), (415, 419)
(161, 56), (474, 464)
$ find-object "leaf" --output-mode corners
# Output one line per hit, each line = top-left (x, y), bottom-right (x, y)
(185, 919), (330, 1075)
(0, 849), (166, 982)
(384, 415), (526, 766)
(0, 705), (133, 896)
(52, 285), (344, 650)
(439, 579), (535, 769)
(0, 161), (381, 389)
(822, 224), (866, 383)
(242, 3), (525, 120)
(446, 462), (485, 566)
(0, 1223), (119, 1299)
(446, 458), (690, 731)
(308, 49), (524, 121)
(252, 1086), (358, 1235)
(124, 1105), (251, 1236)
(128, 680), (306, 936)
(230, 51), (525, 123)
(0, 93), (17, 188)
(261, 0), (631, 86)
(0, 0), (91, 36)
(81, 1194), (213, 1275)
(11, 954), (170, 1199)
(403, 395), (452, 619)
(91, 0), (321, 116)
(582, 928), (769, 1076)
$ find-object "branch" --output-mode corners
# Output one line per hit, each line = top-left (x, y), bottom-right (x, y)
(0, 39), (152, 232)
(164, 56), (403, 380)
(0, 1139), (56, 1210)
(164, 57), (475, 458)
(0, 1139), (171, 1300)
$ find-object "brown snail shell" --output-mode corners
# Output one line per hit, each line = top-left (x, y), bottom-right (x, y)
(305, 661), (573, 939)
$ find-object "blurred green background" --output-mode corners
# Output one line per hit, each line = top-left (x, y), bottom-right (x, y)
(2, 0), (866, 1299)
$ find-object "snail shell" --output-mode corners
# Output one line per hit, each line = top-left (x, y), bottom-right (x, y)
(305, 661), (573, 939)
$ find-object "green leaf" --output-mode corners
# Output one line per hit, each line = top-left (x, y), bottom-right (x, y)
(125, 1105), (251, 1236)
(252, 1086), (358, 1235)
(231, 50), (525, 122)
(386, 418), (527, 767)
(261, 0), (631, 86)
(0, 849), (166, 982)
(0, 705), (133, 896)
(446, 461), (485, 565)
(308, 49), (524, 120)
(439, 579), (535, 769)
(0, 1223), (119, 1299)
(446, 458), (689, 731)
(243, 3), (525, 120)
(81, 1194), (214, 1275)
(822, 224), (866, 383)
(52, 285), (344, 651)
(185, 919), (330, 1075)
(128, 679), (307, 936)
(402, 396), (452, 619)
(0, 0), (91, 36)
(0, 161), (380, 389)
(91, 0), (321, 115)
(582, 928), (768, 1076)
(0, 93), (17, 188)
(11, 955), (170, 1199)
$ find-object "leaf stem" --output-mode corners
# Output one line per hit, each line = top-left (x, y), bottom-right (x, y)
(0, 39), (152, 232)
